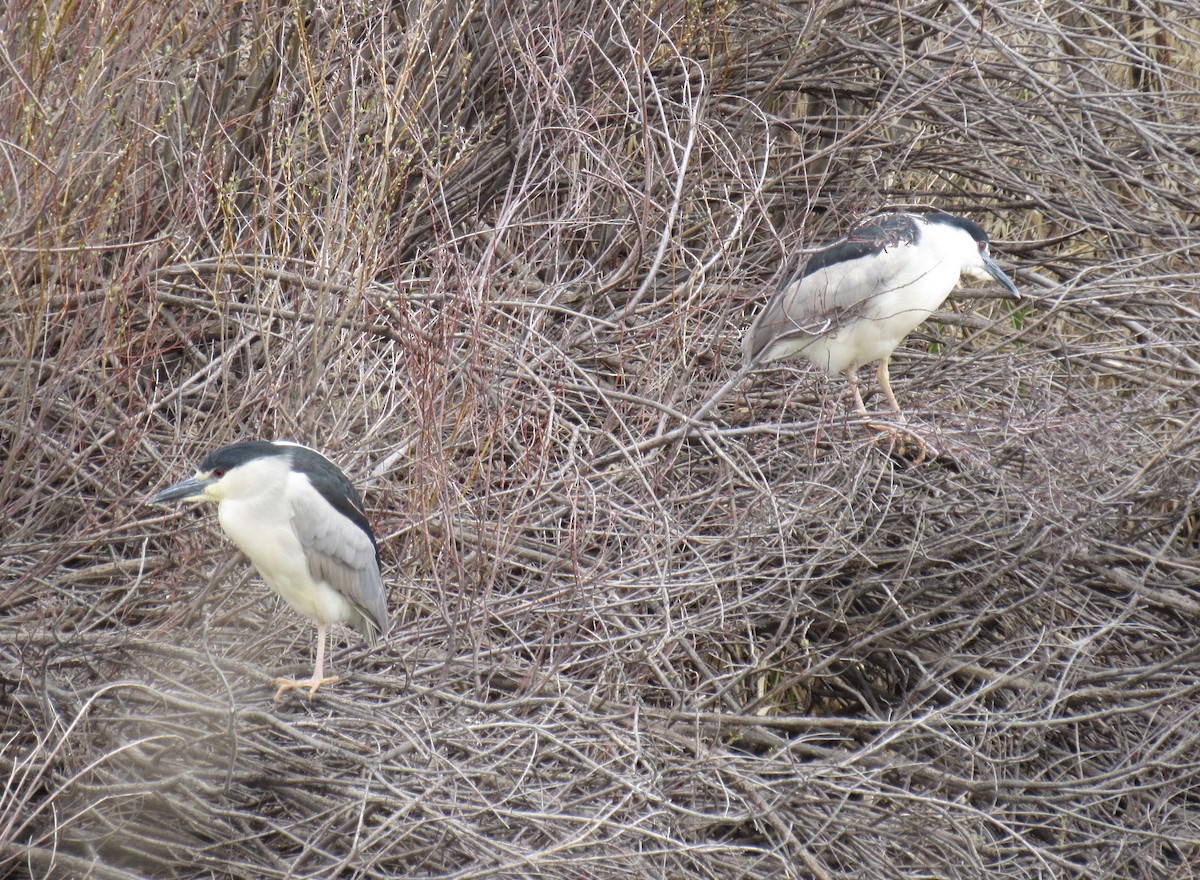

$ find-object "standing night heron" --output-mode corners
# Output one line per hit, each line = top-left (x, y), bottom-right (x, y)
(149, 440), (388, 700)
(744, 211), (1021, 415)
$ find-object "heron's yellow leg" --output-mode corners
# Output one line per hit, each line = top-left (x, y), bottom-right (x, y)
(273, 621), (339, 701)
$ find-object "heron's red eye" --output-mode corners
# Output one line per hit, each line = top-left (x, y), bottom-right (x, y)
(213, 469), (225, 478)
(979, 241), (987, 252)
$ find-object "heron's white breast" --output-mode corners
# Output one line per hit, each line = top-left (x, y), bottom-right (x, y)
(217, 496), (356, 626)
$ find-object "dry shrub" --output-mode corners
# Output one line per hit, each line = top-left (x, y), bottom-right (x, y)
(2, 0), (1200, 877)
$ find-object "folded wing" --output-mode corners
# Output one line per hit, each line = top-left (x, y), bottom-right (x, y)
(288, 469), (388, 644)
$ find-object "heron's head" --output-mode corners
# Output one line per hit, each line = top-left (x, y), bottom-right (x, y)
(149, 441), (296, 506)
(930, 213), (1020, 298)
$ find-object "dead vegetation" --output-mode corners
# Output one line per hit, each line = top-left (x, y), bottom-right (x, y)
(3, 0), (1200, 877)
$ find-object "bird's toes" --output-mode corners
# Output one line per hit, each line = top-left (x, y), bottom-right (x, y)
(272, 675), (340, 702)
(308, 676), (338, 699)
(870, 422), (936, 465)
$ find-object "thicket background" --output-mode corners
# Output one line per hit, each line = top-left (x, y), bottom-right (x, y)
(3, 1), (1200, 877)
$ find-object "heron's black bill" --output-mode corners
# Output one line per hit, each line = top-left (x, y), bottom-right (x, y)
(983, 254), (1020, 298)
(149, 475), (211, 504)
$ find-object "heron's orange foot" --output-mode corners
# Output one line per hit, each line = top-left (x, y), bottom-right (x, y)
(273, 675), (339, 702)
(868, 420), (934, 465)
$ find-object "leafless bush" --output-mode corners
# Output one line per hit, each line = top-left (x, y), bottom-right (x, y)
(3, 0), (1200, 877)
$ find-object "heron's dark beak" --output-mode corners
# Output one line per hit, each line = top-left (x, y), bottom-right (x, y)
(983, 254), (1020, 298)
(149, 475), (213, 505)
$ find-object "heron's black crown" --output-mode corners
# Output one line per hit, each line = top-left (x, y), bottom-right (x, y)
(198, 440), (289, 475)
(925, 211), (990, 245)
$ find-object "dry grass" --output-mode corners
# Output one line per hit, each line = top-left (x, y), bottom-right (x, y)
(3, 0), (1200, 877)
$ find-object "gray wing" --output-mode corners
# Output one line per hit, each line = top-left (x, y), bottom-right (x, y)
(746, 271), (845, 362)
(288, 475), (389, 643)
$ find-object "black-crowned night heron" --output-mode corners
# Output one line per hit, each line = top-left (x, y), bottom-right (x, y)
(149, 440), (388, 701)
(744, 211), (1021, 415)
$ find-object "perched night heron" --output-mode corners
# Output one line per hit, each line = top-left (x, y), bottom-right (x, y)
(744, 211), (1021, 415)
(149, 440), (388, 700)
